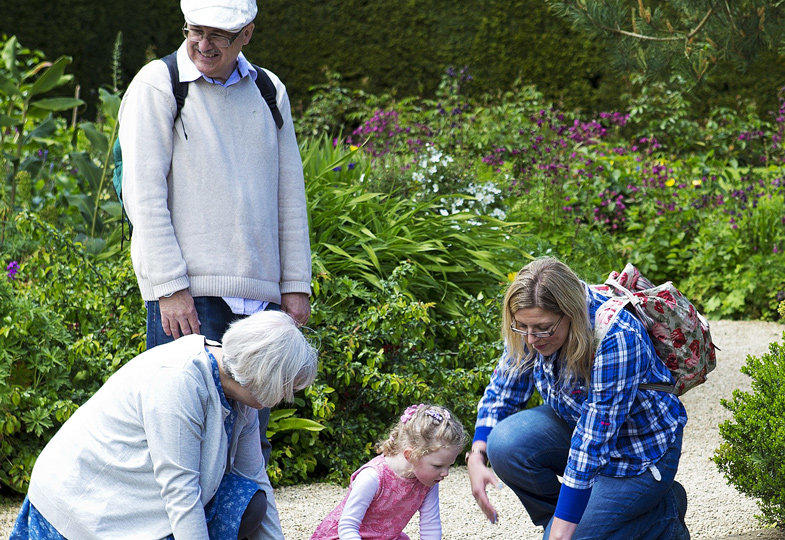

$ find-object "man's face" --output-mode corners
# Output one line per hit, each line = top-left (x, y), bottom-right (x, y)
(185, 23), (254, 82)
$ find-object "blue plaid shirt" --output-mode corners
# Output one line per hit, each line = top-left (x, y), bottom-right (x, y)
(474, 284), (687, 490)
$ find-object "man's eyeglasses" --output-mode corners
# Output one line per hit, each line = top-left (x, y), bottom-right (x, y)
(510, 314), (564, 338)
(182, 25), (243, 48)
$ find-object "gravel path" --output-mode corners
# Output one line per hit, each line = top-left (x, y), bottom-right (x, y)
(2, 320), (784, 539)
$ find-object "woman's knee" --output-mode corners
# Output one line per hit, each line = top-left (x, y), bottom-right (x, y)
(487, 406), (569, 468)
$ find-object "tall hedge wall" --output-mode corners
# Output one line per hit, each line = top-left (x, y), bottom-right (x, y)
(2, 0), (784, 118)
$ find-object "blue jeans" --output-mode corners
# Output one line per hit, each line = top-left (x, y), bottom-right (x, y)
(146, 296), (280, 465)
(486, 405), (688, 540)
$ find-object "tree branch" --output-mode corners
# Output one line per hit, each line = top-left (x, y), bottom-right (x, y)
(580, 3), (715, 43)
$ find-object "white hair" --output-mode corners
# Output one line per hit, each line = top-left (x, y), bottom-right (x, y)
(221, 311), (318, 408)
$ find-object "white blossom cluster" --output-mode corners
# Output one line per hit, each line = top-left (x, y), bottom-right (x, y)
(411, 144), (506, 219)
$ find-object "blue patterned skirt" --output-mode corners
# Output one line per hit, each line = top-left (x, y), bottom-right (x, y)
(10, 473), (260, 540)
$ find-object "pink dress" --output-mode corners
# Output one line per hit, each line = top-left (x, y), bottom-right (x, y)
(311, 455), (432, 540)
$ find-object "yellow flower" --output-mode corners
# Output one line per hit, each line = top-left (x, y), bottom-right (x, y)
(350, 145), (359, 151)
(665, 179), (676, 187)
(692, 178), (702, 187)
(507, 272), (517, 282)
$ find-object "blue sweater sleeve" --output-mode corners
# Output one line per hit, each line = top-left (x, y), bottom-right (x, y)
(554, 484), (592, 524)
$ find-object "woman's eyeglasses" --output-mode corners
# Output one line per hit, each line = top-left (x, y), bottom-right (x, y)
(510, 314), (564, 338)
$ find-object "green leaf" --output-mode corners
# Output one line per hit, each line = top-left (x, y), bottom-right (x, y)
(98, 88), (122, 119)
(30, 97), (84, 112)
(0, 72), (21, 96)
(70, 151), (102, 191)
(0, 114), (21, 128)
(269, 408), (296, 422)
(273, 418), (325, 432)
(1, 36), (18, 76)
(25, 116), (57, 142)
(28, 56), (72, 97)
(79, 122), (109, 155)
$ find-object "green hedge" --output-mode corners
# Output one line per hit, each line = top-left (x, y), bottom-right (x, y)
(5, 0), (785, 118)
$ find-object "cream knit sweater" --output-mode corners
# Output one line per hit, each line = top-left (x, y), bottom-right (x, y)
(118, 44), (311, 302)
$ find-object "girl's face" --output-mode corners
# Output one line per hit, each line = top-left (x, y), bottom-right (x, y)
(513, 307), (571, 357)
(407, 445), (461, 487)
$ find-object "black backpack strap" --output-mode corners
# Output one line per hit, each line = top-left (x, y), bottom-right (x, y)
(252, 64), (284, 130)
(161, 52), (189, 121)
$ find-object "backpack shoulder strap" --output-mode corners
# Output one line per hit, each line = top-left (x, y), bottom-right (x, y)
(161, 52), (189, 121)
(252, 64), (284, 130)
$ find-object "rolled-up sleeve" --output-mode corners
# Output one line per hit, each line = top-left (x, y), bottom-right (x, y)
(474, 348), (535, 443)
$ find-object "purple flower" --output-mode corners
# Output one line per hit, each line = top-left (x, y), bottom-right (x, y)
(332, 166), (342, 172)
(6, 261), (19, 280)
(347, 162), (356, 170)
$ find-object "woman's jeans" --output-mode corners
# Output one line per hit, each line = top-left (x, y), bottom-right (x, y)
(486, 405), (689, 540)
(146, 296), (280, 465)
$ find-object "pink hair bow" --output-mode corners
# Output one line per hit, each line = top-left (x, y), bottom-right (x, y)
(400, 404), (423, 424)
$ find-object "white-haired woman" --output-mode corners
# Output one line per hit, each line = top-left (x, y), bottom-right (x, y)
(11, 311), (317, 540)
(466, 257), (689, 540)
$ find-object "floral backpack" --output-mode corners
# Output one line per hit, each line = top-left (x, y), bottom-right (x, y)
(590, 263), (717, 396)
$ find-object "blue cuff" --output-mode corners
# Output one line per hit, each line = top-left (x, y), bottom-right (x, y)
(472, 426), (492, 444)
(553, 484), (592, 524)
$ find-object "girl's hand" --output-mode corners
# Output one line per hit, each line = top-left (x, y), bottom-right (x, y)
(467, 448), (500, 523)
(547, 517), (578, 540)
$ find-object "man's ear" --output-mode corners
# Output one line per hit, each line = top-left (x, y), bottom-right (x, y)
(240, 23), (254, 45)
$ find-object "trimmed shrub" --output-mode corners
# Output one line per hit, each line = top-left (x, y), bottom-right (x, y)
(714, 336), (785, 526)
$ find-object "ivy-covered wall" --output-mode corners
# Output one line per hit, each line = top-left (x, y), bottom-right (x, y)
(3, 0), (783, 117)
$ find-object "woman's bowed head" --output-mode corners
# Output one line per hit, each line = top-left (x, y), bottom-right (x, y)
(216, 310), (319, 409)
(503, 257), (594, 383)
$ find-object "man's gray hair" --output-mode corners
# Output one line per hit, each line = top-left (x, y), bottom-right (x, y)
(221, 311), (318, 408)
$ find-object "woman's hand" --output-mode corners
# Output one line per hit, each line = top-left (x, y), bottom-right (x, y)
(467, 444), (501, 523)
(547, 517), (578, 540)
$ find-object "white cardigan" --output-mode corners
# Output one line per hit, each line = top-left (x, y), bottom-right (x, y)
(27, 335), (283, 539)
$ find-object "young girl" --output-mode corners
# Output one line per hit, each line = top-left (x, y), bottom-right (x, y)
(312, 403), (466, 540)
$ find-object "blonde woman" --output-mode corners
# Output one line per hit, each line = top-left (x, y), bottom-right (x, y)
(466, 257), (689, 540)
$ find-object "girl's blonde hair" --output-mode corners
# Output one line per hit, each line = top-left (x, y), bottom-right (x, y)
(376, 404), (467, 461)
(501, 257), (594, 384)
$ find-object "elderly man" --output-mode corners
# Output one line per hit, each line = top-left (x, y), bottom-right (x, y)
(117, 0), (311, 509)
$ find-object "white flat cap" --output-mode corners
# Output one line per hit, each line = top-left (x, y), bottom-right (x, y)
(181, 0), (257, 32)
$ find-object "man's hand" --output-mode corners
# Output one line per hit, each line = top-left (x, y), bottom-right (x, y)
(467, 444), (501, 523)
(281, 292), (310, 326)
(159, 289), (200, 339)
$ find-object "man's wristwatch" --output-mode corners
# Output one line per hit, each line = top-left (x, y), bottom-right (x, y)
(465, 448), (489, 466)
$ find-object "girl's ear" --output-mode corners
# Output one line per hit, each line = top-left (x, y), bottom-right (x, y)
(403, 447), (414, 463)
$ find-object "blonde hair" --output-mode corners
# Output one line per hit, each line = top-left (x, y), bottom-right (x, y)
(376, 404), (467, 461)
(501, 257), (594, 384)
(221, 311), (318, 408)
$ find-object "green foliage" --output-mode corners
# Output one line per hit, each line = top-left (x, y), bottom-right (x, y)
(0, 36), (84, 219)
(0, 211), (145, 492)
(548, 1), (785, 85)
(280, 262), (503, 484)
(714, 336), (785, 526)
(302, 137), (524, 321)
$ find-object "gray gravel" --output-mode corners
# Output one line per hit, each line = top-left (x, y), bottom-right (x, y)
(2, 320), (784, 539)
